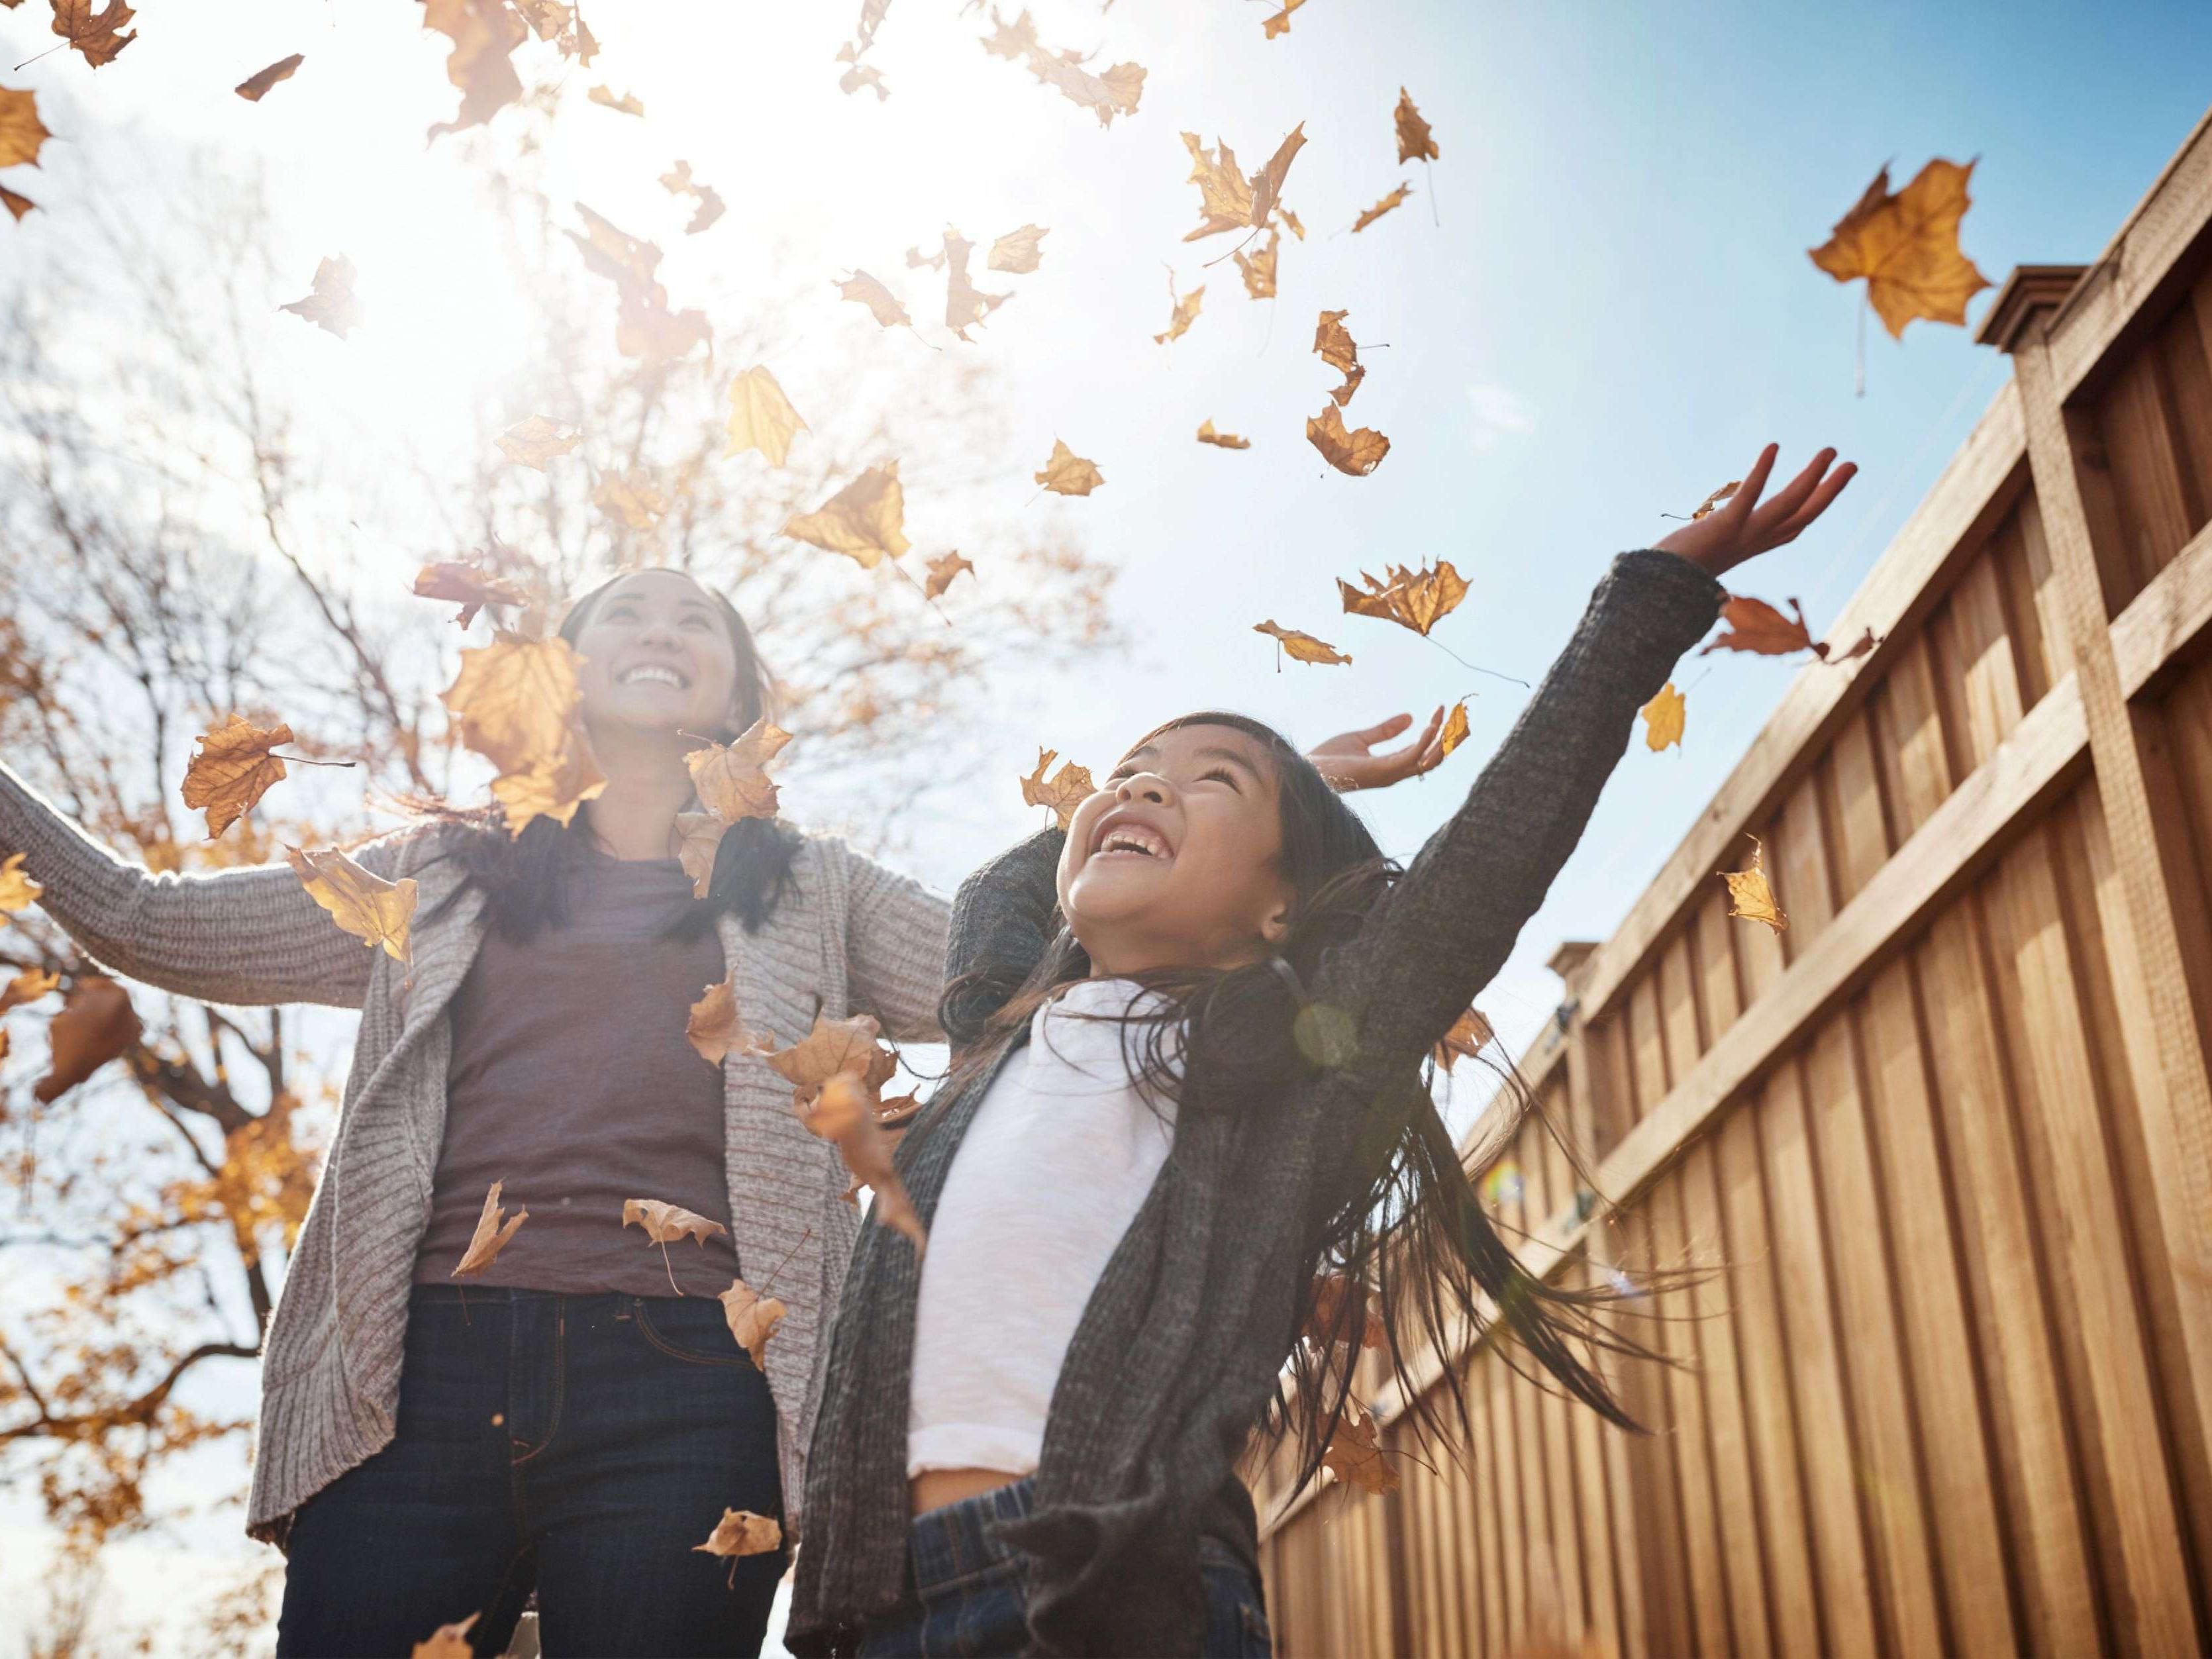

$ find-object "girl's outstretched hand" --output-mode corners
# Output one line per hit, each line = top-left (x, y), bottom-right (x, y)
(1309, 708), (1447, 792)
(1657, 443), (1858, 578)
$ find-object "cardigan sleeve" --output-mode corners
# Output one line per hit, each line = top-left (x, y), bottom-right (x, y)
(0, 756), (430, 1011)
(1316, 550), (1725, 1086)
(838, 842), (953, 1043)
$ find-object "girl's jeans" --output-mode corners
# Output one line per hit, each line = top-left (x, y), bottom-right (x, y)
(276, 1285), (786, 1658)
(855, 1478), (1274, 1657)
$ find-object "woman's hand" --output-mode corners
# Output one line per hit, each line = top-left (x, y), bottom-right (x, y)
(1308, 709), (1447, 792)
(1656, 443), (1858, 578)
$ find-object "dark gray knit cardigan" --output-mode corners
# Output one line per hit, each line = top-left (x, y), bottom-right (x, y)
(789, 549), (1726, 1656)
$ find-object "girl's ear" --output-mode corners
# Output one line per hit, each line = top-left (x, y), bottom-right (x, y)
(1259, 889), (1295, 948)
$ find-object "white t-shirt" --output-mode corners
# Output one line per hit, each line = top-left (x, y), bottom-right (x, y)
(907, 978), (1180, 1478)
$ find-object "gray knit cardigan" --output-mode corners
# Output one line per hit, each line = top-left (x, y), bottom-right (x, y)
(790, 549), (1727, 1656)
(0, 768), (951, 1544)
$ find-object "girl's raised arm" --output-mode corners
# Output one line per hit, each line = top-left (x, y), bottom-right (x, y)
(0, 756), (428, 1011)
(937, 825), (1065, 1048)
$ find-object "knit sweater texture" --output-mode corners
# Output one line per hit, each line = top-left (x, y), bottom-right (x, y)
(0, 768), (951, 1544)
(789, 548), (1727, 1656)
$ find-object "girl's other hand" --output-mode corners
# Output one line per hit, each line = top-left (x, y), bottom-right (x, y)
(1656, 443), (1858, 578)
(1309, 708), (1447, 792)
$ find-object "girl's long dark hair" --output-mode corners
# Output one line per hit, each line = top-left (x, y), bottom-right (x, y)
(387, 570), (801, 944)
(938, 711), (1660, 1499)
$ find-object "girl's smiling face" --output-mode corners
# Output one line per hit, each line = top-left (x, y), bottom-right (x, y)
(1059, 722), (1297, 976)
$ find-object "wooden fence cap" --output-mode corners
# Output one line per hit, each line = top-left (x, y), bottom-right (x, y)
(1975, 264), (2091, 352)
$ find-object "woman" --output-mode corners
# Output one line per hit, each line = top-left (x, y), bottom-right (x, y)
(0, 566), (1444, 1657)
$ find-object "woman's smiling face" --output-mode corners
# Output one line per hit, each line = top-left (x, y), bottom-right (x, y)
(571, 570), (747, 749)
(1058, 722), (1296, 976)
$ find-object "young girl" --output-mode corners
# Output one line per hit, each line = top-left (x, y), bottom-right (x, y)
(791, 444), (1855, 1657)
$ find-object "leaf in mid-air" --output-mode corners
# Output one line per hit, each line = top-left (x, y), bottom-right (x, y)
(586, 84), (644, 117)
(285, 845), (419, 963)
(1034, 438), (1104, 495)
(723, 366), (808, 468)
(421, 0), (525, 139)
(495, 416), (582, 472)
(784, 463), (911, 566)
(1699, 595), (1813, 658)
(1395, 88), (1438, 164)
(280, 256), (363, 339)
(1807, 158), (1992, 339)
(180, 715), (292, 839)
(1019, 748), (1094, 829)
(1720, 836), (1787, 933)
(1322, 1403), (1400, 1494)
(988, 223), (1049, 273)
(923, 551), (975, 599)
(1351, 182), (1412, 233)
(32, 976), (140, 1104)
(1336, 561), (1468, 636)
(835, 270), (913, 330)
(694, 1509), (782, 1560)
(718, 1278), (787, 1370)
(1306, 404), (1389, 476)
(1253, 621), (1350, 666)
(234, 54), (303, 101)
(50, 0), (136, 69)
(1196, 421), (1250, 450)
(686, 717), (795, 825)
(1641, 681), (1685, 751)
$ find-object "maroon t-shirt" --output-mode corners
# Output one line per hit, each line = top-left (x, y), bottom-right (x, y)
(412, 835), (744, 1296)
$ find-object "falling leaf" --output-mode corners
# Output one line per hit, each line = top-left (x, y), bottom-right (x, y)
(1247, 125), (1307, 232)
(904, 244), (947, 271)
(694, 1509), (781, 1560)
(413, 560), (528, 630)
(422, 0), (526, 140)
(752, 1012), (897, 1110)
(624, 1197), (728, 1246)
(568, 204), (709, 364)
(515, 0), (571, 41)
(441, 632), (597, 787)
(181, 715), (292, 839)
(813, 1069), (927, 1253)
(1303, 1272), (1387, 1348)
(234, 53), (303, 101)
(1336, 561), (1467, 636)
(1689, 479), (1740, 520)
(452, 1180), (528, 1278)
(1699, 595), (1813, 658)
(836, 270), (913, 330)
(687, 971), (746, 1065)
(1808, 158), (1992, 339)
(591, 466), (667, 531)
(783, 462), (911, 566)
(988, 224), (1048, 273)
(495, 415), (581, 472)
(50, 0), (136, 69)
(1034, 438), (1103, 495)
(1313, 309), (1367, 405)
(285, 844), (419, 963)
(1438, 700), (1470, 757)
(1394, 88), (1438, 164)
(1819, 626), (1880, 665)
(1234, 230), (1279, 301)
(1196, 420), (1250, 450)
(0, 968), (60, 1015)
(0, 184), (32, 223)
(1253, 620), (1350, 666)
(1306, 404), (1390, 476)
(586, 83), (644, 116)
(1720, 836), (1787, 933)
(1019, 748), (1094, 828)
(1262, 0), (1304, 38)
(31, 976), (138, 1104)
(923, 551), (974, 599)
(724, 366), (809, 468)
(686, 716), (794, 823)
(658, 161), (725, 234)
(718, 1277), (787, 1369)
(1432, 1005), (1492, 1071)
(0, 852), (43, 916)
(838, 61), (889, 99)
(1280, 206), (1305, 240)
(981, 10), (1144, 126)
(1352, 183), (1412, 234)
(617, 296), (711, 364)
(674, 811), (728, 900)
(1153, 276), (1203, 346)
(941, 226), (1011, 340)
(280, 256), (362, 340)
(1322, 1403), (1399, 1494)
(488, 741), (604, 839)
(569, 203), (662, 300)
(1179, 133), (1254, 240)
(851, 0), (890, 54)
(1641, 681), (1685, 751)
(411, 1613), (480, 1659)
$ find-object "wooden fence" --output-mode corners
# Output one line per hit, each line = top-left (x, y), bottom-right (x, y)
(1251, 107), (2212, 1658)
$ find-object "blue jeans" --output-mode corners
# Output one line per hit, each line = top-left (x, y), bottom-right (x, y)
(276, 1285), (786, 1658)
(854, 1479), (1272, 1658)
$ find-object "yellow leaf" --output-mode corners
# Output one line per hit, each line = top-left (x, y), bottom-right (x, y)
(1720, 836), (1787, 933)
(622, 1197), (729, 1247)
(694, 1509), (782, 1560)
(718, 1276), (787, 1370)
(723, 366), (809, 468)
(1280, 206), (1305, 240)
(987, 223), (1049, 274)
(32, 976), (139, 1105)
(1153, 275), (1203, 346)
(1196, 420), (1250, 450)
(1262, 0), (1305, 37)
(783, 462), (911, 566)
(411, 1612), (480, 1659)
(442, 634), (590, 776)
(0, 852), (43, 916)
(1642, 682), (1685, 751)
(1808, 158), (1992, 339)
(451, 1180), (528, 1278)
(591, 465), (667, 530)
(1336, 561), (1468, 636)
(835, 270), (912, 330)
(1438, 699), (1470, 757)
(586, 84), (644, 117)
(1395, 87), (1438, 164)
(924, 551), (975, 599)
(180, 714), (292, 839)
(1253, 620), (1350, 666)
(1233, 230), (1279, 301)
(1322, 1403), (1399, 1494)
(285, 844), (419, 963)
(234, 54), (303, 101)
(1306, 403), (1390, 476)
(686, 716), (794, 823)
(1019, 748), (1095, 829)
(495, 416), (581, 472)
(1034, 438), (1104, 495)
(486, 736), (605, 838)
(280, 255), (362, 340)
(1351, 182), (1412, 234)
(985, 16), (1144, 128)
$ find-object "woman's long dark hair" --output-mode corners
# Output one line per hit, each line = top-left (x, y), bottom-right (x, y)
(387, 570), (802, 944)
(938, 711), (1660, 1499)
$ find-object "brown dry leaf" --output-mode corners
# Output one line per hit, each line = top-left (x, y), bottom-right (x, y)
(411, 1613), (481, 1659)
(752, 1011), (897, 1111)
(1262, 0), (1304, 38)
(1233, 229), (1279, 301)
(694, 1509), (781, 1560)
(623, 1197), (729, 1247)
(1720, 836), (1787, 934)
(1280, 206), (1305, 240)
(591, 466), (667, 531)
(659, 161), (726, 234)
(1306, 404), (1389, 477)
(687, 716), (794, 824)
(32, 976), (139, 1104)
(1322, 1403), (1399, 1494)
(836, 270), (913, 330)
(451, 1180), (528, 1278)
(234, 53), (303, 101)
(413, 560), (528, 630)
(1253, 620), (1350, 666)
(617, 295), (711, 364)
(487, 740), (605, 839)
(784, 462), (911, 566)
(1819, 626), (1881, 665)
(515, 0), (570, 40)
(1438, 699), (1470, 758)
(923, 551), (974, 599)
(1153, 272), (1203, 346)
(181, 714), (293, 839)
(569, 202), (662, 299)
(718, 1278), (786, 1370)
(904, 244), (947, 271)
(1432, 1004), (1493, 1072)
(281, 256), (362, 339)
(813, 1069), (927, 1254)
(1313, 309), (1367, 406)
(1641, 681), (1685, 752)
(1394, 87), (1438, 164)
(495, 415), (581, 472)
(441, 633), (589, 774)
(674, 811), (728, 899)
(1, 968), (60, 1014)
(0, 184), (33, 223)
(941, 226), (1011, 340)
(686, 971), (746, 1066)
(1196, 421), (1250, 450)
(982, 11), (1144, 128)
(1351, 182), (1412, 234)
(1179, 132), (1254, 240)
(1034, 438), (1104, 495)
(1303, 1272), (1387, 1348)
(1699, 594), (1813, 658)
(1808, 158), (1992, 339)
(0, 97), (36, 179)
(838, 60), (889, 100)
(568, 204), (709, 364)
(50, 0), (135, 68)
(285, 845), (419, 963)
(422, 0), (525, 139)
(1690, 479), (1740, 520)
(988, 224), (1048, 274)
(1247, 123), (1307, 232)
(586, 84), (644, 116)
(724, 366), (808, 468)
(0, 852), (42, 916)
(1019, 748), (1093, 829)
(1336, 561), (1467, 636)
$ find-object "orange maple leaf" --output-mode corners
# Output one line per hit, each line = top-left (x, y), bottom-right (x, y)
(1322, 1403), (1399, 1494)
(0, 87), (52, 170)
(1313, 309), (1367, 406)
(1438, 699), (1470, 758)
(50, 0), (136, 69)
(686, 716), (794, 824)
(1720, 837), (1787, 933)
(924, 551), (975, 599)
(1234, 230), (1280, 301)
(1808, 158), (1992, 339)
(1154, 274), (1203, 346)
(1019, 748), (1094, 828)
(180, 714), (293, 839)
(1336, 561), (1467, 636)
(1641, 682), (1685, 752)
(1196, 421), (1250, 450)
(686, 971), (746, 1066)
(285, 844), (419, 962)
(1699, 594), (1813, 658)
(1395, 87), (1438, 164)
